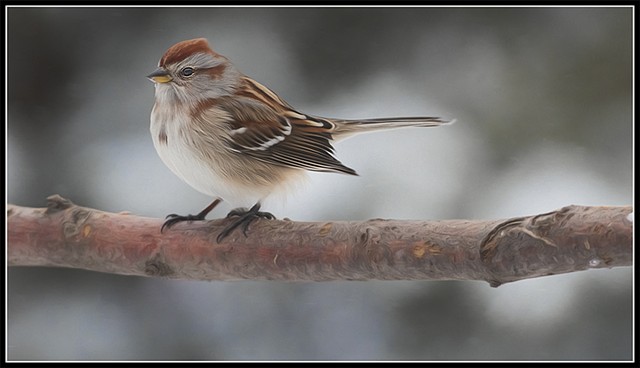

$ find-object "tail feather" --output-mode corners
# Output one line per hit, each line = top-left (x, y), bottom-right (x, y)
(332, 116), (454, 140)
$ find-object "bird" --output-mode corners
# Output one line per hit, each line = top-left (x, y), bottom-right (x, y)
(147, 38), (453, 242)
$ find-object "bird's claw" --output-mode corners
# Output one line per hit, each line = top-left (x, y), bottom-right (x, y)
(216, 205), (275, 242)
(161, 213), (206, 233)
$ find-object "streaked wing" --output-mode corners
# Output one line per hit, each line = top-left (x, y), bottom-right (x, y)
(220, 96), (293, 152)
(215, 90), (357, 175)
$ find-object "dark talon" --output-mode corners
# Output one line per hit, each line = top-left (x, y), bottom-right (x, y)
(226, 208), (248, 218)
(216, 203), (275, 242)
(161, 213), (205, 233)
(160, 198), (222, 233)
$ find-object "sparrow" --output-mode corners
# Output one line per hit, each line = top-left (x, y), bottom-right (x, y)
(147, 38), (452, 242)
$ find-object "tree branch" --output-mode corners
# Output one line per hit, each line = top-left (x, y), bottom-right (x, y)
(7, 195), (632, 286)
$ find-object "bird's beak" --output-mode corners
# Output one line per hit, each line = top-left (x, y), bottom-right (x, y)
(147, 68), (172, 83)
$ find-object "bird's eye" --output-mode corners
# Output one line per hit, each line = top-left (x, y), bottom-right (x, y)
(180, 67), (194, 77)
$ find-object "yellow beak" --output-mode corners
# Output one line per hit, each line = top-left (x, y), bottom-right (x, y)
(147, 68), (173, 83)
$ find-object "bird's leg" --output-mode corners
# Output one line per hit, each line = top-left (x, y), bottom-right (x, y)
(161, 198), (222, 232)
(216, 202), (275, 242)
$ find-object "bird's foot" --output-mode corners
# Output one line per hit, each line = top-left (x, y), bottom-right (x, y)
(217, 203), (275, 242)
(161, 212), (207, 232)
(160, 198), (222, 233)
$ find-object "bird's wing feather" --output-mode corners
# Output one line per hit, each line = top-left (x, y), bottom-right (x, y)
(214, 94), (357, 175)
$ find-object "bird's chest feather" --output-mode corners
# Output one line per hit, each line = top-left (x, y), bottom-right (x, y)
(149, 101), (305, 205)
(149, 104), (228, 196)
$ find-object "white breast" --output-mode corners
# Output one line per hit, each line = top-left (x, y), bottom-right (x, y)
(150, 103), (267, 207)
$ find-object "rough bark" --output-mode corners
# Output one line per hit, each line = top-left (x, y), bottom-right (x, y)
(7, 195), (633, 286)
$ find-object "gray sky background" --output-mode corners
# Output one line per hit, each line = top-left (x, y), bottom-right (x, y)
(7, 6), (633, 361)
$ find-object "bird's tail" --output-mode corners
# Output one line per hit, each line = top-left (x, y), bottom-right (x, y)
(332, 116), (454, 141)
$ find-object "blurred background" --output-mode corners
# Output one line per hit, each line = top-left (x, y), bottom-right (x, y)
(7, 6), (633, 361)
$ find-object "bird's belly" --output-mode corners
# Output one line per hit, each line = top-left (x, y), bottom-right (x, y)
(155, 139), (218, 194)
(151, 124), (298, 207)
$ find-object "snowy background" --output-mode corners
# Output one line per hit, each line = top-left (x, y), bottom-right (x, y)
(7, 6), (633, 361)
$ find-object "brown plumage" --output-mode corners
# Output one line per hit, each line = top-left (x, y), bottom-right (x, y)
(147, 38), (453, 241)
